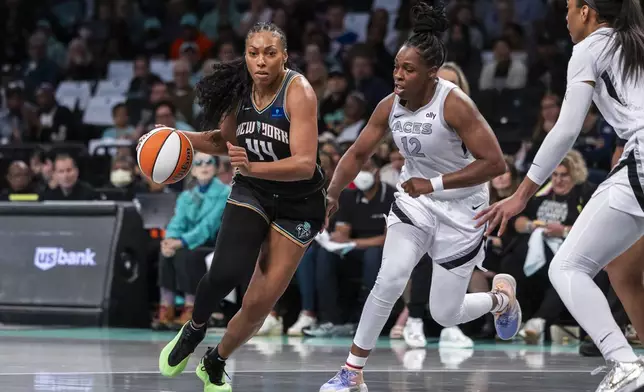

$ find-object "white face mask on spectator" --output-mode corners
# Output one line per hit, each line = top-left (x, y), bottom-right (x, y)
(354, 171), (375, 191)
(110, 169), (133, 187)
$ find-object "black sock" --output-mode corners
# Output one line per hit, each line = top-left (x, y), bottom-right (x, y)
(188, 320), (206, 332)
(214, 344), (227, 362)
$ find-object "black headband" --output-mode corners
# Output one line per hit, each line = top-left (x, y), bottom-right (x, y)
(585, 0), (599, 12)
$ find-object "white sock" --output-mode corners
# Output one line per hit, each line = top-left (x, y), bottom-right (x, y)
(490, 292), (509, 313)
(346, 353), (368, 370)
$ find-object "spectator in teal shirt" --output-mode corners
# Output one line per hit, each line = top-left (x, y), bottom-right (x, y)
(152, 152), (231, 330)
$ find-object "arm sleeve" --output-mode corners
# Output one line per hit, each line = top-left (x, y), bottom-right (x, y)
(526, 82), (595, 185)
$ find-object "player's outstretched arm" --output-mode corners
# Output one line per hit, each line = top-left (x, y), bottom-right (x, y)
(511, 81), (594, 203)
(180, 112), (238, 156)
(474, 81), (595, 236)
(326, 94), (395, 200)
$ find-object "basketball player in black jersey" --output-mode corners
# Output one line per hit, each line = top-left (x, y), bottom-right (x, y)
(154, 22), (325, 392)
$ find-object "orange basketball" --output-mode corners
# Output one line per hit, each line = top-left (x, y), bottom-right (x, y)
(137, 127), (194, 184)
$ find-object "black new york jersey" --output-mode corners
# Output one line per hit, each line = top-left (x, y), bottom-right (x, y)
(234, 69), (325, 198)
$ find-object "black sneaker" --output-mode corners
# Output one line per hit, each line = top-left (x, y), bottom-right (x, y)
(158, 321), (206, 377)
(196, 347), (232, 391)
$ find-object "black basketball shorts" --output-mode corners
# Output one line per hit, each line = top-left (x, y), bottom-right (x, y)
(226, 182), (326, 247)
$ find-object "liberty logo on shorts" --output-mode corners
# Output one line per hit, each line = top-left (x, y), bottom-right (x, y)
(296, 222), (312, 240)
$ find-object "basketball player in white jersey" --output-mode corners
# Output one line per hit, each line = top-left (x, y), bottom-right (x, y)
(319, 3), (522, 391)
(476, 0), (644, 390)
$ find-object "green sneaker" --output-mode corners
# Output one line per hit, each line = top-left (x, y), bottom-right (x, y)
(195, 347), (232, 392)
(159, 321), (206, 377)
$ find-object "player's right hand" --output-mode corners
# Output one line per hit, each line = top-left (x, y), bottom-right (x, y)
(322, 195), (339, 233)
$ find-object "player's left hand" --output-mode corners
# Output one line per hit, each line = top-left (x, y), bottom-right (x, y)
(227, 142), (250, 176)
(401, 178), (433, 198)
(474, 194), (527, 236)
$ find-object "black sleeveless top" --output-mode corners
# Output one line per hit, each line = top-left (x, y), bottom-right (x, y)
(234, 69), (325, 198)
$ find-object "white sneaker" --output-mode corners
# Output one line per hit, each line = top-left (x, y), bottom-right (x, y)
(287, 313), (316, 336)
(438, 327), (474, 349)
(256, 314), (283, 336)
(519, 318), (545, 345)
(593, 357), (644, 392)
(403, 317), (427, 348)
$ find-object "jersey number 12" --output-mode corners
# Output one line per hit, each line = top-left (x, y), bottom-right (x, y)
(401, 136), (426, 158)
(246, 139), (279, 161)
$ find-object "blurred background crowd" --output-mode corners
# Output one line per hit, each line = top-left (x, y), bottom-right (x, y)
(0, 0), (639, 356)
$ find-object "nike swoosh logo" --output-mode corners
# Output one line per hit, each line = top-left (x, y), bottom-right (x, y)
(472, 203), (484, 210)
(599, 333), (611, 343)
(393, 113), (404, 118)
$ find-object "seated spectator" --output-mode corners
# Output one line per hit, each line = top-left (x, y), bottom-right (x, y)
(102, 103), (137, 140)
(515, 93), (561, 172)
(23, 32), (60, 99)
(128, 55), (162, 100)
(320, 67), (349, 134)
(169, 59), (197, 126)
(35, 20), (66, 68)
(40, 154), (98, 201)
(574, 105), (616, 181)
(0, 82), (40, 143)
(35, 83), (79, 142)
(0, 161), (39, 201)
(305, 157), (395, 337)
(103, 155), (141, 199)
(501, 150), (595, 344)
(170, 14), (213, 60)
(349, 45), (390, 113)
(154, 100), (194, 133)
(64, 38), (100, 81)
(29, 149), (56, 192)
(305, 61), (328, 103)
(379, 146), (403, 188)
(178, 43), (203, 87)
(152, 152), (230, 330)
(326, 3), (358, 60)
(479, 38), (527, 91)
(334, 92), (367, 146)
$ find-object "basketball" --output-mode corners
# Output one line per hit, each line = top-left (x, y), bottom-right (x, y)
(137, 127), (194, 184)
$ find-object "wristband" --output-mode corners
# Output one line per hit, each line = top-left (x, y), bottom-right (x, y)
(430, 175), (444, 192)
(526, 221), (534, 233)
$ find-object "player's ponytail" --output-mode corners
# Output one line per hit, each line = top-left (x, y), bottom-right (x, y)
(196, 22), (295, 129)
(587, 0), (644, 83)
(405, 1), (449, 68)
(612, 0), (644, 83)
(196, 57), (251, 128)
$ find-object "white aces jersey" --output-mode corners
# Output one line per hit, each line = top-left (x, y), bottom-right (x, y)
(389, 78), (487, 200)
(568, 27), (644, 151)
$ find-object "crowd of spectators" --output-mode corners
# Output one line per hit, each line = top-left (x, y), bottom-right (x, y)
(0, 0), (639, 354)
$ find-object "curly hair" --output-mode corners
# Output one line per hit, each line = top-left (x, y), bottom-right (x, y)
(560, 150), (589, 185)
(405, 1), (449, 68)
(196, 22), (296, 129)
